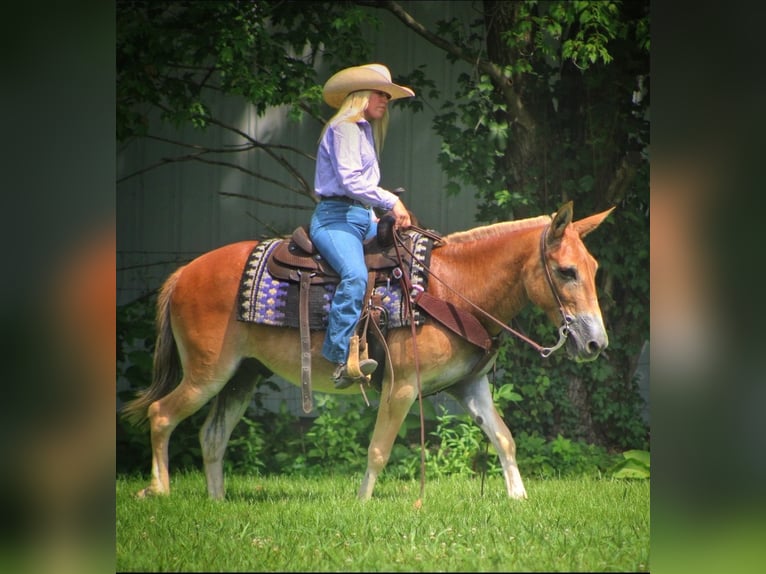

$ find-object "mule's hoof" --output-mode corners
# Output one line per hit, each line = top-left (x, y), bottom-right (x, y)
(136, 488), (151, 499)
(136, 487), (166, 499)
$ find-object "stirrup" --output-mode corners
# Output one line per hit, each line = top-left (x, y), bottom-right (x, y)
(333, 359), (378, 389)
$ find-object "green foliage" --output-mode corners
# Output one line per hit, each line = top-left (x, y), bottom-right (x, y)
(224, 416), (267, 475)
(385, 406), (617, 481)
(434, 71), (525, 217)
(493, 381), (523, 408)
(559, 1), (620, 68)
(424, 410), (495, 477)
(117, 292), (159, 473)
(117, 2), (375, 140)
(490, 306), (649, 452)
(516, 431), (617, 478)
(426, 0), (650, 454)
(278, 394), (372, 476)
(116, 292), (156, 373)
(610, 448), (650, 480)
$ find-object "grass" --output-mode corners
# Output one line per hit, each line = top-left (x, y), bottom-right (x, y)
(116, 471), (649, 572)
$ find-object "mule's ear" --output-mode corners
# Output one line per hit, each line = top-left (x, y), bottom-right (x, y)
(548, 201), (574, 242)
(573, 206), (616, 238)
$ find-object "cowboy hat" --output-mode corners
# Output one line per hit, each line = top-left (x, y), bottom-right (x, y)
(322, 63), (415, 109)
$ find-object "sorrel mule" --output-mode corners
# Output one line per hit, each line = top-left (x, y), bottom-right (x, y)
(122, 201), (613, 501)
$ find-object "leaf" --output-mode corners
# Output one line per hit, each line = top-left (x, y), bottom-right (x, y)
(622, 449), (650, 467)
(612, 459), (649, 480)
(611, 449), (650, 479)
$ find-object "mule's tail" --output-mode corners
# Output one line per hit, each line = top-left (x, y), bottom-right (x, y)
(121, 266), (185, 427)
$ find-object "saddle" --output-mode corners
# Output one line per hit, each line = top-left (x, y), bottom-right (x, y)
(262, 217), (424, 413)
(265, 216), (493, 414)
(266, 224), (404, 286)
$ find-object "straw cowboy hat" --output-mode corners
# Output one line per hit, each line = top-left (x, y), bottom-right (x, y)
(322, 63), (415, 109)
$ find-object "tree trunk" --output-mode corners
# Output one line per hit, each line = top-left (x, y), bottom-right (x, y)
(482, 0), (540, 219)
(566, 375), (600, 445)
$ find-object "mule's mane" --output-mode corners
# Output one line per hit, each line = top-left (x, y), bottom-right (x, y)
(443, 215), (552, 244)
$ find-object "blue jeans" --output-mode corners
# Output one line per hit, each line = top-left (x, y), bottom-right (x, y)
(310, 200), (377, 364)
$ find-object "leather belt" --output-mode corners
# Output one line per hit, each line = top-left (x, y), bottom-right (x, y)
(320, 195), (366, 208)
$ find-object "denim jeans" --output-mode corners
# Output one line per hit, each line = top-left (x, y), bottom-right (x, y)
(310, 200), (378, 364)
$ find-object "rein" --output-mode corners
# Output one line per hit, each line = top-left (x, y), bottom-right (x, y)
(395, 224), (572, 357)
(390, 230), (427, 502)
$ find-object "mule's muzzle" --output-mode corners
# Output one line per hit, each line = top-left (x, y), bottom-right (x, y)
(566, 314), (608, 362)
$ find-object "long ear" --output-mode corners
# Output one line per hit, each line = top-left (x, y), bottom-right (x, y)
(573, 206), (616, 238)
(548, 201), (574, 243)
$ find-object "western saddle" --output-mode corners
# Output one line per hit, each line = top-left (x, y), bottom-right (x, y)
(267, 216), (493, 413)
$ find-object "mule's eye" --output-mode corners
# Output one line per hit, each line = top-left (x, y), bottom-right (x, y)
(557, 266), (578, 281)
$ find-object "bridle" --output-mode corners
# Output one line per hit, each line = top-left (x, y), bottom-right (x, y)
(536, 224), (574, 357)
(393, 223), (572, 358)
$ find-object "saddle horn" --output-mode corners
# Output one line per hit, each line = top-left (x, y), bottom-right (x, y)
(377, 214), (396, 248)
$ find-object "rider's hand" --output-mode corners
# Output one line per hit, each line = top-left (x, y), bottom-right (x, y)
(391, 199), (412, 229)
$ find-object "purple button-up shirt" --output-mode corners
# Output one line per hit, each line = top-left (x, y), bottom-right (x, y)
(314, 119), (399, 211)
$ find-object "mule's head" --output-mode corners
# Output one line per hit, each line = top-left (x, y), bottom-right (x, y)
(531, 201), (614, 362)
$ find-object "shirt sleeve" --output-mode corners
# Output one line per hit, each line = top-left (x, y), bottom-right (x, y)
(331, 122), (400, 211)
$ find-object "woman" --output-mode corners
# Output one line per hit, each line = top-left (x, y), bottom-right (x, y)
(311, 63), (415, 388)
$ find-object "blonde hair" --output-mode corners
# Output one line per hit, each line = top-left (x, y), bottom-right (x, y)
(320, 90), (389, 157)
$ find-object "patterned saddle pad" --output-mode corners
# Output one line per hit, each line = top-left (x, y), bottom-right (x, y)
(237, 232), (433, 330)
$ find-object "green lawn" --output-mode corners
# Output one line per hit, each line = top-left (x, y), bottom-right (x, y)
(116, 471), (649, 572)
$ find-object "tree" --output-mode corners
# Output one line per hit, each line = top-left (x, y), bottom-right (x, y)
(362, 0), (650, 448)
(117, 0), (649, 450)
(117, 1), (376, 207)
(368, 0), (650, 449)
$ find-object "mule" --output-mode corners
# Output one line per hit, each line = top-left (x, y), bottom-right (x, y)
(122, 201), (613, 501)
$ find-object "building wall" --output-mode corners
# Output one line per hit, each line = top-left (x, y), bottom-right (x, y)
(117, 1), (482, 305)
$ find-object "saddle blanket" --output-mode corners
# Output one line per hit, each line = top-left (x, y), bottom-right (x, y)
(237, 233), (432, 330)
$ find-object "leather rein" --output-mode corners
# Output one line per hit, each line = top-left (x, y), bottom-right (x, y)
(393, 223), (572, 358)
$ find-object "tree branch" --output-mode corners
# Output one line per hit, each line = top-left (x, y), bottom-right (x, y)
(219, 191), (315, 210)
(118, 103), (318, 199)
(144, 134), (259, 154)
(193, 112), (315, 192)
(118, 148), (314, 201)
(359, 0), (535, 131)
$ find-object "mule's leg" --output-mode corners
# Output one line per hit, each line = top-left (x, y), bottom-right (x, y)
(199, 360), (268, 500)
(140, 363), (240, 498)
(359, 381), (417, 501)
(447, 375), (528, 499)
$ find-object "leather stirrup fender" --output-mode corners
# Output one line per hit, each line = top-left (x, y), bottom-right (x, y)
(299, 271), (313, 413)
